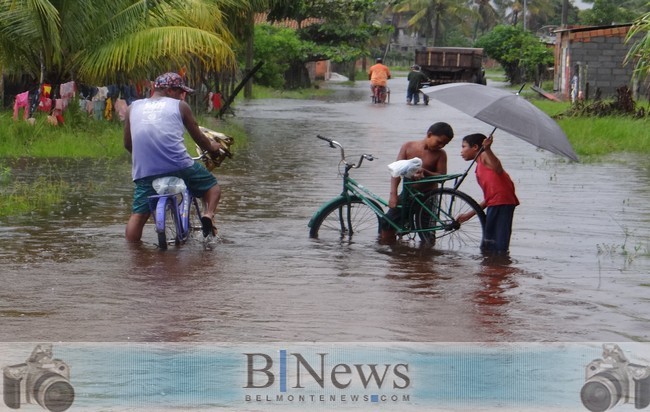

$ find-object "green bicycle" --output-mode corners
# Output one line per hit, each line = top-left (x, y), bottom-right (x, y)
(308, 135), (486, 250)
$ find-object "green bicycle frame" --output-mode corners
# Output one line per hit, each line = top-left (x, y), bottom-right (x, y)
(309, 171), (463, 236)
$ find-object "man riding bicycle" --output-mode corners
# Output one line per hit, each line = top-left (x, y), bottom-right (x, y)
(123, 72), (223, 243)
(368, 57), (391, 101)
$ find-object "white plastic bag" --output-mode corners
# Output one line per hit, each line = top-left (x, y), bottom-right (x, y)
(387, 157), (422, 178)
(152, 177), (187, 195)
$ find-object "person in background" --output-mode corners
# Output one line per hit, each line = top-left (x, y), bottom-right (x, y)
(458, 133), (519, 254)
(380, 122), (455, 243)
(123, 72), (224, 243)
(368, 57), (391, 98)
(406, 65), (429, 105)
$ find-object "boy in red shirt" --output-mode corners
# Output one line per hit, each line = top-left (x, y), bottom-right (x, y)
(458, 133), (519, 253)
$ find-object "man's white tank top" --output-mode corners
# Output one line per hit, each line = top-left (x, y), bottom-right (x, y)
(129, 96), (194, 180)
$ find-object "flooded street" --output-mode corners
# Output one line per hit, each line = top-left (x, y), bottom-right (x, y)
(1, 77), (649, 344)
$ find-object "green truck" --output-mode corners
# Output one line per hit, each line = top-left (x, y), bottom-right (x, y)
(415, 47), (487, 86)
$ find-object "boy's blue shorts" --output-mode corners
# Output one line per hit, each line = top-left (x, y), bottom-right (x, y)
(481, 204), (516, 253)
(131, 162), (218, 214)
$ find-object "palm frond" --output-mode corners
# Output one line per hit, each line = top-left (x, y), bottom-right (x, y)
(73, 26), (235, 83)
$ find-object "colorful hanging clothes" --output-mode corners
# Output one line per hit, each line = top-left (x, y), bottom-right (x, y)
(38, 96), (52, 112)
(41, 83), (52, 98)
(60, 81), (75, 99)
(104, 97), (113, 121)
(13, 91), (30, 120)
(114, 98), (128, 121)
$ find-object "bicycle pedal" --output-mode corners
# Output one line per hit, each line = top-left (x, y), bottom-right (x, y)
(443, 221), (461, 231)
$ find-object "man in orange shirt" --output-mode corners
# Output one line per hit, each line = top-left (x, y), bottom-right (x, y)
(368, 58), (391, 99)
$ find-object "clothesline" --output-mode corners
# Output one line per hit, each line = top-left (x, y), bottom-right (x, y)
(12, 80), (153, 123)
(13, 79), (222, 124)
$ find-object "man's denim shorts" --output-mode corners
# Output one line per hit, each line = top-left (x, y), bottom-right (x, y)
(132, 162), (218, 214)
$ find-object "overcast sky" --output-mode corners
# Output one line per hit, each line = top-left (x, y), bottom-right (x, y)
(574, 0), (593, 10)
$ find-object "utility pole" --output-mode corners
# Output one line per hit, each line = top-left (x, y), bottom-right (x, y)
(523, 0), (528, 31)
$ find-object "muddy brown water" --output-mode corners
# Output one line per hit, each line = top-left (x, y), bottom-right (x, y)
(1, 78), (649, 343)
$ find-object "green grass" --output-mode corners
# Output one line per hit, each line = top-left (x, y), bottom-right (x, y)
(484, 68), (507, 82)
(236, 84), (334, 101)
(527, 98), (650, 158)
(558, 116), (650, 157)
(0, 172), (67, 217)
(0, 108), (125, 159)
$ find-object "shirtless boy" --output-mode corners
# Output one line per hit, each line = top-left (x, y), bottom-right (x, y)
(380, 122), (454, 243)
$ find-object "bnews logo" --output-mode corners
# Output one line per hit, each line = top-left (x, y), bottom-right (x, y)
(243, 349), (411, 403)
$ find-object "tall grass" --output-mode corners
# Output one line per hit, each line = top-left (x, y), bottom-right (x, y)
(530, 99), (650, 158)
(235, 84), (334, 101)
(0, 104), (125, 158)
(0, 102), (247, 159)
(558, 117), (650, 156)
(0, 172), (67, 217)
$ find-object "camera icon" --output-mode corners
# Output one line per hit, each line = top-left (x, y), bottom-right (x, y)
(581, 343), (650, 412)
(3, 344), (74, 412)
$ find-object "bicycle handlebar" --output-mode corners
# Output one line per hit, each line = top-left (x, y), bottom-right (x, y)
(316, 135), (375, 169)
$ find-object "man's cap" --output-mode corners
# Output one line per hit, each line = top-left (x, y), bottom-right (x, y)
(154, 72), (194, 93)
(376, 57), (382, 62)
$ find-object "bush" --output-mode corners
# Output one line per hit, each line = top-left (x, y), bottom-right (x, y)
(252, 24), (314, 89)
(475, 25), (553, 85)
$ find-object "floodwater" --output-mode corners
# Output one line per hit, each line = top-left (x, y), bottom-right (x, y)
(1, 77), (649, 344)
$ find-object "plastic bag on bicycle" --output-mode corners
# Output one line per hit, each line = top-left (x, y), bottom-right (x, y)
(152, 177), (187, 195)
(387, 157), (422, 178)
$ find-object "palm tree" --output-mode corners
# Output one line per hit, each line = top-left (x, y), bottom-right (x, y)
(625, 10), (650, 82)
(216, 0), (294, 98)
(474, 0), (500, 39)
(493, 0), (555, 31)
(0, 0), (237, 86)
(390, 0), (475, 46)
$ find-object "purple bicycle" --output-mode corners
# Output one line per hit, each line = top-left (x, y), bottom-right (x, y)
(147, 174), (205, 250)
(146, 127), (234, 250)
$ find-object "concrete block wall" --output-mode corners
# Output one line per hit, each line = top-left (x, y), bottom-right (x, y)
(568, 26), (636, 98)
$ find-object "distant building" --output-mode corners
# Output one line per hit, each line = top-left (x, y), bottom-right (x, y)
(554, 24), (645, 100)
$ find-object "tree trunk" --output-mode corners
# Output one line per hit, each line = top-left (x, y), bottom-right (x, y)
(244, 12), (254, 99)
(0, 67), (4, 108)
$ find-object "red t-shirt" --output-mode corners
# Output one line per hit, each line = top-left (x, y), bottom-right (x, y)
(476, 156), (519, 207)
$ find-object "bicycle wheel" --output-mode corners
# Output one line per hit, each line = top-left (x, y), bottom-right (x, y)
(414, 188), (485, 251)
(309, 197), (383, 244)
(379, 88), (387, 103)
(158, 197), (180, 250)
